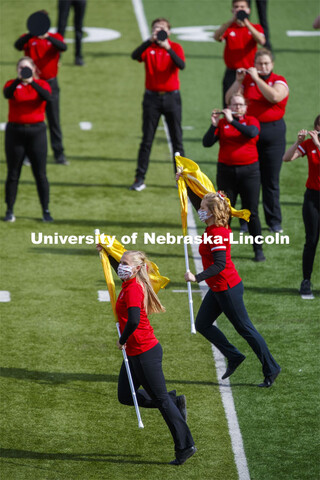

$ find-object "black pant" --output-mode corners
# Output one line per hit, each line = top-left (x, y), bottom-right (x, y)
(46, 77), (64, 159)
(5, 122), (49, 212)
(118, 343), (194, 451)
(257, 119), (286, 228)
(135, 90), (184, 180)
(196, 282), (280, 377)
(302, 188), (320, 280)
(255, 0), (272, 50)
(57, 0), (87, 58)
(222, 68), (236, 108)
(217, 161), (263, 251)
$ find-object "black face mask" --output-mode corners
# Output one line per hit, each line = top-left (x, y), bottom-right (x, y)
(259, 72), (272, 81)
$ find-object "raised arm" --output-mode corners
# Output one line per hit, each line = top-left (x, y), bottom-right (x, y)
(282, 130), (306, 162)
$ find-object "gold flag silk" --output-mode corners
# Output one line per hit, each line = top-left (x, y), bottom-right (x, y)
(100, 248), (118, 321)
(175, 155), (251, 222)
(98, 236), (170, 294)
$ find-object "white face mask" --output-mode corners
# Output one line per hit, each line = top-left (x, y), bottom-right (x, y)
(117, 264), (133, 280)
(198, 209), (212, 223)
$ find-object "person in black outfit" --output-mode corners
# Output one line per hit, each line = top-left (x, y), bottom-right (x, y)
(3, 57), (53, 222)
(57, 0), (87, 66)
(130, 18), (185, 191)
(248, 0), (272, 50)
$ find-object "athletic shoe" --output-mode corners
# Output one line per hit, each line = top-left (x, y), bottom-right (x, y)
(240, 222), (248, 234)
(129, 178), (146, 191)
(75, 56), (85, 66)
(43, 211), (54, 222)
(269, 225), (283, 233)
(299, 279), (314, 300)
(253, 249), (266, 262)
(55, 154), (69, 165)
(176, 395), (187, 422)
(170, 446), (197, 466)
(4, 211), (16, 222)
(258, 368), (281, 388)
(221, 354), (246, 380)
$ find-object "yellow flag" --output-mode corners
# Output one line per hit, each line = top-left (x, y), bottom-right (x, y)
(177, 175), (188, 236)
(176, 155), (251, 222)
(98, 234), (170, 294)
(99, 249), (117, 321)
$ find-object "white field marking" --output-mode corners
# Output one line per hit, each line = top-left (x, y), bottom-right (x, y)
(79, 121), (92, 130)
(158, 126), (194, 131)
(171, 25), (219, 42)
(49, 27), (121, 43)
(0, 291), (11, 302)
(286, 30), (320, 37)
(98, 290), (110, 302)
(132, 1), (250, 478)
(0, 122), (6, 131)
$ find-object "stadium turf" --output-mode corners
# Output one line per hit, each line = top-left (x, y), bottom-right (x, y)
(0, 0), (319, 479)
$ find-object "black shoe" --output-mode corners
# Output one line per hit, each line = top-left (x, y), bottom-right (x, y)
(4, 211), (16, 222)
(222, 354), (246, 380)
(43, 210), (54, 222)
(253, 249), (266, 262)
(299, 279), (314, 299)
(129, 178), (146, 191)
(176, 395), (187, 422)
(75, 56), (85, 66)
(240, 222), (248, 233)
(55, 154), (69, 165)
(170, 446), (197, 466)
(269, 225), (283, 233)
(258, 368), (281, 388)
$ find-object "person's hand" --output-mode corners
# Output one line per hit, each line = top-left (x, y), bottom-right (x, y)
(236, 68), (246, 83)
(176, 171), (182, 181)
(211, 109), (221, 126)
(117, 340), (126, 350)
(185, 271), (196, 282)
(157, 38), (170, 50)
(223, 108), (233, 123)
(308, 130), (320, 148)
(247, 67), (260, 81)
(297, 129), (307, 144)
(96, 243), (103, 252)
(21, 75), (34, 84)
(38, 33), (49, 40)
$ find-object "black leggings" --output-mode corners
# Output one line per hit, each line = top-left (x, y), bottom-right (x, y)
(195, 282), (280, 377)
(302, 188), (320, 280)
(118, 342), (194, 451)
(5, 122), (49, 212)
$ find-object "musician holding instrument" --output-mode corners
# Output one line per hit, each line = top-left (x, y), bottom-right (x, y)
(202, 93), (265, 261)
(226, 48), (289, 233)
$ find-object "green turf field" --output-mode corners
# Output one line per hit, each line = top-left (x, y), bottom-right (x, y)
(0, 0), (319, 479)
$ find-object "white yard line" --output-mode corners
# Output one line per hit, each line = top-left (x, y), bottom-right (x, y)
(131, 1), (250, 478)
(0, 291), (11, 302)
(98, 290), (110, 302)
(79, 121), (92, 130)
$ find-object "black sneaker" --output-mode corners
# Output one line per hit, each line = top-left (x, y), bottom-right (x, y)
(222, 354), (246, 380)
(176, 395), (187, 422)
(75, 56), (85, 66)
(299, 279), (314, 299)
(269, 225), (283, 233)
(4, 211), (16, 222)
(258, 368), (281, 388)
(240, 222), (248, 234)
(43, 211), (54, 222)
(55, 154), (69, 165)
(170, 446), (197, 466)
(129, 178), (146, 191)
(253, 249), (266, 262)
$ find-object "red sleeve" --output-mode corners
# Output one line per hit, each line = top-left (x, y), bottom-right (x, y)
(297, 140), (308, 157)
(254, 24), (265, 35)
(125, 283), (144, 309)
(3, 79), (14, 90)
(51, 32), (65, 43)
(221, 26), (231, 41)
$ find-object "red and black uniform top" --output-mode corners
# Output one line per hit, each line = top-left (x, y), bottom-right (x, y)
(298, 139), (320, 191)
(3, 78), (51, 123)
(242, 72), (289, 122)
(132, 39), (185, 91)
(116, 277), (158, 356)
(221, 22), (264, 70)
(202, 115), (260, 165)
(197, 224), (242, 292)
(14, 33), (67, 80)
